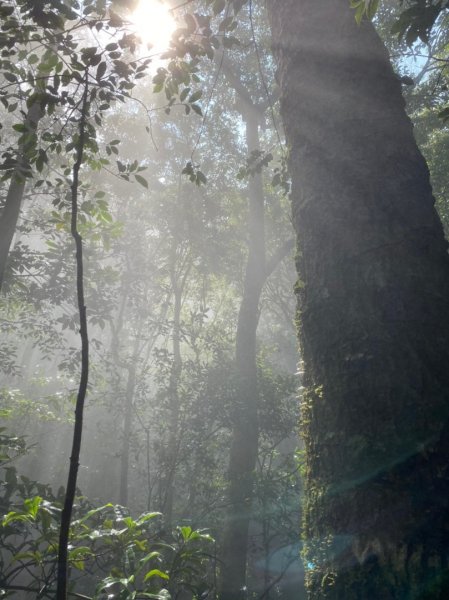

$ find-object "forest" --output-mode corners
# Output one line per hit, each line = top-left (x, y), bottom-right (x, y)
(1, 0), (449, 598)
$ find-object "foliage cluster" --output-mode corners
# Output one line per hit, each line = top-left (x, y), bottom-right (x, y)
(1, 442), (215, 600)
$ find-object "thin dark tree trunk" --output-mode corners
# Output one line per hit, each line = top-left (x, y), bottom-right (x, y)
(56, 74), (89, 600)
(267, 1), (449, 597)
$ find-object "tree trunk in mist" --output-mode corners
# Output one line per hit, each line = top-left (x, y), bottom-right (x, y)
(0, 102), (43, 291)
(119, 338), (139, 507)
(162, 277), (183, 529)
(219, 111), (265, 600)
(267, 1), (449, 598)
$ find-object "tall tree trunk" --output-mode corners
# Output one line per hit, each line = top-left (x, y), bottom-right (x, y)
(162, 279), (183, 529)
(267, 1), (449, 598)
(119, 337), (139, 507)
(219, 110), (265, 600)
(0, 101), (44, 291)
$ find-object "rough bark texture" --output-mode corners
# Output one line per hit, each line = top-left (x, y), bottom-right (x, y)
(267, 1), (449, 598)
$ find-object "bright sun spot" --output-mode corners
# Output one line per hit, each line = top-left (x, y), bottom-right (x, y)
(131, 0), (176, 51)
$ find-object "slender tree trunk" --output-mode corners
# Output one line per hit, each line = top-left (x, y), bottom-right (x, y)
(219, 84), (294, 600)
(219, 111), (265, 600)
(56, 74), (89, 600)
(0, 101), (44, 291)
(267, 1), (449, 598)
(161, 272), (183, 528)
(119, 337), (139, 507)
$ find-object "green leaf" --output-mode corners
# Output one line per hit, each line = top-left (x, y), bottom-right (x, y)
(179, 525), (193, 540)
(140, 551), (161, 566)
(191, 104), (203, 116)
(2, 511), (31, 526)
(144, 569), (169, 582)
(123, 516), (136, 528)
(4, 72), (17, 83)
(188, 90), (202, 103)
(197, 171), (207, 186)
(367, 0), (379, 20)
(136, 512), (161, 526)
(96, 61), (107, 81)
(24, 496), (42, 519)
(180, 87), (191, 102)
(73, 503), (114, 525)
(135, 174), (148, 189)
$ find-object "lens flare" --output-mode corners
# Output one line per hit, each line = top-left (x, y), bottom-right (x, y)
(131, 0), (176, 51)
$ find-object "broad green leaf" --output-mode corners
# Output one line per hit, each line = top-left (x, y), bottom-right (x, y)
(188, 90), (202, 103)
(96, 61), (107, 81)
(144, 569), (169, 582)
(135, 174), (148, 189)
(140, 551), (161, 565)
(136, 512), (161, 526)
(24, 496), (42, 519)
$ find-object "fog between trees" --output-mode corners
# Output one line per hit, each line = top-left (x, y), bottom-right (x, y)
(1, 1), (449, 599)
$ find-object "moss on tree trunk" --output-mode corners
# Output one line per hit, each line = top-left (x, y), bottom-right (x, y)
(267, 0), (449, 597)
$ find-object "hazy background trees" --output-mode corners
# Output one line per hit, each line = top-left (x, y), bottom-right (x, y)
(1, 0), (449, 598)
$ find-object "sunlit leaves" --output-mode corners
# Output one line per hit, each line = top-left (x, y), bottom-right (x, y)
(0, 480), (213, 599)
(0, 0), (155, 188)
(350, 0), (380, 24)
(144, 568), (170, 582)
(152, 59), (204, 117)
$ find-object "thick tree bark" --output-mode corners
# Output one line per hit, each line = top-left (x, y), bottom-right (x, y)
(267, 1), (449, 598)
